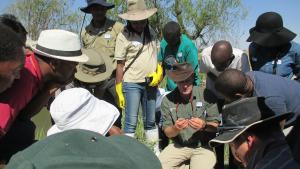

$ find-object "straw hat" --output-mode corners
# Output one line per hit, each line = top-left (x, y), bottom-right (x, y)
(33, 29), (88, 63)
(118, 0), (157, 21)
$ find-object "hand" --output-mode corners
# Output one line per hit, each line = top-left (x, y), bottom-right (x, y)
(147, 64), (163, 87)
(115, 83), (125, 109)
(43, 82), (62, 96)
(174, 118), (189, 131)
(188, 117), (206, 130)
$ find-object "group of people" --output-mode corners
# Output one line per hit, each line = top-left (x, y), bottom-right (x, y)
(0, 0), (299, 169)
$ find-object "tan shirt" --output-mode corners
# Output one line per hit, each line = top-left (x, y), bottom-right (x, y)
(81, 18), (124, 71)
(114, 27), (158, 83)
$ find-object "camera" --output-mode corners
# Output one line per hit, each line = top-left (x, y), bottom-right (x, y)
(145, 76), (153, 84)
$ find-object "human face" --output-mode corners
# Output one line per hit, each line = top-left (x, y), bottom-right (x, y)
(177, 75), (194, 97)
(0, 57), (25, 93)
(90, 5), (108, 23)
(164, 32), (181, 49)
(213, 54), (235, 72)
(229, 134), (255, 167)
(130, 19), (147, 34)
(52, 60), (78, 85)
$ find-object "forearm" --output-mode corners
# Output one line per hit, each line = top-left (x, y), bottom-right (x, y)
(204, 121), (219, 132)
(116, 61), (125, 84)
(20, 84), (60, 118)
(164, 126), (180, 138)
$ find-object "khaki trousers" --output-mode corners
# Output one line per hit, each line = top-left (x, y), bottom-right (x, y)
(159, 143), (216, 169)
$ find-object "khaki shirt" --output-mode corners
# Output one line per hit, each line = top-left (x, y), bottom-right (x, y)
(114, 27), (158, 83)
(81, 18), (124, 71)
(161, 87), (220, 147)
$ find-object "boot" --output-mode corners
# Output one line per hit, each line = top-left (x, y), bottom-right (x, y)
(145, 128), (160, 156)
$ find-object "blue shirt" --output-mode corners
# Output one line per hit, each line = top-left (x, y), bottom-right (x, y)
(249, 41), (300, 82)
(247, 71), (300, 125)
(158, 34), (200, 91)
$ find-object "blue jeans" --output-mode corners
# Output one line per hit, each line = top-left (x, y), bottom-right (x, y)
(123, 82), (157, 133)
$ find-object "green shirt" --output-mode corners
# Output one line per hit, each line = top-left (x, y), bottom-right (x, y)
(158, 34), (200, 91)
(161, 87), (220, 147)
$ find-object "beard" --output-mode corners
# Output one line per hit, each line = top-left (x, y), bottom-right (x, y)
(50, 73), (75, 86)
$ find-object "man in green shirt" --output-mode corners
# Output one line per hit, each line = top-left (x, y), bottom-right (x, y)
(158, 63), (219, 169)
(158, 21), (200, 91)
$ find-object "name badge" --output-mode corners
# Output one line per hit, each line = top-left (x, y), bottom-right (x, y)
(178, 52), (183, 57)
(132, 41), (142, 47)
(196, 101), (203, 108)
(169, 108), (176, 112)
(104, 34), (111, 39)
(272, 60), (282, 65)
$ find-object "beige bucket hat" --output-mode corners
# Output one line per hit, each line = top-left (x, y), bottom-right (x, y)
(118, 0), (157, 21)
(75, 48), (113, 83)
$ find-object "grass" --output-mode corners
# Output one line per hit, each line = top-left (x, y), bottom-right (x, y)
(31, 67), (230, 166)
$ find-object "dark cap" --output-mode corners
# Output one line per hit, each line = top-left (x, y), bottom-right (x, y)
(209, 97), (294, 147)
(6, 129), (162, 169)
(80, 0), (115, 13)
(247, 12), (296, 47)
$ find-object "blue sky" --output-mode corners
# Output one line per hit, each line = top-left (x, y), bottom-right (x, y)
(1, 0), (299, 50)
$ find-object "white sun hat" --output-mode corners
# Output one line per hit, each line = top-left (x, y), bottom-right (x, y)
(33, 29), (89, 63)
(47, 87), (120, 136)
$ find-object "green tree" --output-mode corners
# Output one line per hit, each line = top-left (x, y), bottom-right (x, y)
(7, 0), (82, 40)
(172, 0), (247, 45)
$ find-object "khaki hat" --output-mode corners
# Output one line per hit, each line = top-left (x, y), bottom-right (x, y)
(118, 0), (157, 21)
(75, 48), (113, 83)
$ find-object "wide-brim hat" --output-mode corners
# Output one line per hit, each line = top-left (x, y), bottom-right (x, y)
(247, 12), (297, 47)
(75, 48), (113, 83)
(209, 97), (294, 147)
(118, 0), (157, 21)
(166, 62), (194, 82)
(33, 29), (88, 63)
(6, 129), (162, 169)
(47, 88), (119, 136)
(80, 0), (115, 13)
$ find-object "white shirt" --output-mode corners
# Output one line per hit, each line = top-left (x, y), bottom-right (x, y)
(200, 46), (251, 98)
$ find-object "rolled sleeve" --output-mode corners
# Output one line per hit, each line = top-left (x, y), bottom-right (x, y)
(161, 98), (174, 130)
(205, 103), (220, 123)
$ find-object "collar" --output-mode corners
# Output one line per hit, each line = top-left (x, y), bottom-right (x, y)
(86, 18), (113, 34)
(246, 136), (287, 169)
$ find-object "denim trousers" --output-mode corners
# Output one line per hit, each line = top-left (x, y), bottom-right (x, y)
(123, 82), (157, 134)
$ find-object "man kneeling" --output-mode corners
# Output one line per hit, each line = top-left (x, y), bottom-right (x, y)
(159, 63), (219, 169)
